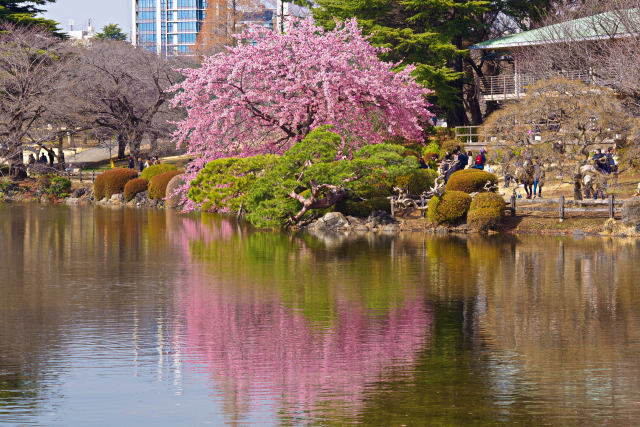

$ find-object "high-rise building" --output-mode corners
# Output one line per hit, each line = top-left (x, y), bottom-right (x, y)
(132, 1), (309, 56)
(132, 0), (207, 56)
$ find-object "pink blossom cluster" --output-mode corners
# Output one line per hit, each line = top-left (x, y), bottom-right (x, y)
(172, 18), (433, 177)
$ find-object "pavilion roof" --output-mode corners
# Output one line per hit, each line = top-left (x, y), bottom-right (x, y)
(471, 8), (640, 50)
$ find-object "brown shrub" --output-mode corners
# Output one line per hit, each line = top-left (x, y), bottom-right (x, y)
(148, 170), (183, 200)
(94, 168), (139, 200)
(123, 178), (149, 201)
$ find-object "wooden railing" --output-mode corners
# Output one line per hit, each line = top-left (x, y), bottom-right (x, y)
(507, 195), (622, 220)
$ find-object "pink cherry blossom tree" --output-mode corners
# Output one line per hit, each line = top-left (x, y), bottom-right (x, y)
(172, 18), (433, 172)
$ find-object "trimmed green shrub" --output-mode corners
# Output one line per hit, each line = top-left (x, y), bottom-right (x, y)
(467, 193), (505, 231)
(469, 192), (506, 212)
(140, 163), (177, 181)
(94, 168), (139, 200)
(149, 170), (183, 200)
(124, 178), (149, 201)
(336, 197), (391, 217)
(395, 169), (438, 195)
(427, 191), (472, 224)
(446, 169), (498, 194)
(467, 207), (503, 232)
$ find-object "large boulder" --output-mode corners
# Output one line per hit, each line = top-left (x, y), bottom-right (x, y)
(622, 200), (640, 228)
(165, 173), (186, 209)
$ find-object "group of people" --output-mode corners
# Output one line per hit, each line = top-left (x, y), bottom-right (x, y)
(579, 147), (618, 200)
(440, 147), (488, 184)
(26, 152), (55, 168)
(592, 147), (618, 175)
(127, 155), (159, 172)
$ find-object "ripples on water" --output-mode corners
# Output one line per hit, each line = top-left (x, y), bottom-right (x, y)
(1, 204), (640, 425)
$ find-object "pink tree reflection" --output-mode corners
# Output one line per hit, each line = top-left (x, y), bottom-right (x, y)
(174, 218), (433, 420)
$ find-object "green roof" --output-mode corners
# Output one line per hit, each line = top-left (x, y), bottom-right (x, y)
(471, 9), (640, 50)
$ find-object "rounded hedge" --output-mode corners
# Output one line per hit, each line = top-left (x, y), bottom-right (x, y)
(148, 170), (183, 200)
(140, 163), (177, 181)
(446, 169), (498, 194)
(467, 207), (503, 232)
(427, 191), (472, 224)
(94, 168), (139, 200)
(470, 192), (506, 212)
(124, 178), (149, 201)
(467, 193), (505, 231)
(336, 196), (390, 217)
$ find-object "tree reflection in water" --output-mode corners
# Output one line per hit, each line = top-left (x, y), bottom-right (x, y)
(174, 215), (434, 422)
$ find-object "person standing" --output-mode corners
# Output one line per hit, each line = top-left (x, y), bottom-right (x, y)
(472, 149), (487, 170)
(533, 160), (545, 198)
(128, 155), (135, 169)
(138, 157), (144, 173)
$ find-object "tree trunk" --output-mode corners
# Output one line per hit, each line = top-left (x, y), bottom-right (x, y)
(117, 133), (126, 159)
(150, 134), (158, 156)
(129, 133), (144, 158)
(57, 134), (65, 170)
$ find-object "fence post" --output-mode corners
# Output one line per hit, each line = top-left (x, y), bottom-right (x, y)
(559, 196), (565, 220)
(92, 170), (95, 183)
(510, 195), (516, 217)
(609, 195), (615, 219)
(390, 199), (395, 218)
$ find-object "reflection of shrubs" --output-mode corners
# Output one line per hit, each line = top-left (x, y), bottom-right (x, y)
(336, 197), (390, 217)
(446, 169), (498, 193)
(427, 191), (472, 224)
(140, 163), (176, 181)
(94, 168), (139, 200)
(124, 178), (149, 201)
(149, 170), (182, 200)
(467, 193), (506, 232)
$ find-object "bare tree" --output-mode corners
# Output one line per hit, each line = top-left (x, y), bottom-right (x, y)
(515, 0), (640, 109)
(0, 24), (70, 178)
(68, 41), (184, 159)
(483, 78), (634, 175)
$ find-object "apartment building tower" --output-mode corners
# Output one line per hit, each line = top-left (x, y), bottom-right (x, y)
(132, 0), (206, 55)
(132, 1), (310, 56)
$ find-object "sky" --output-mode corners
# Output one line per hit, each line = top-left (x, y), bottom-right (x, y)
(40, 0), (132, 37)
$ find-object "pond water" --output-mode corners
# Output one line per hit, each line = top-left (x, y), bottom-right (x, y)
(2, 204), (640, 425)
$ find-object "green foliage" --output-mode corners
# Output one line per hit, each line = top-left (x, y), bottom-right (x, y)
(95, 24), (127, 41)
(469, 192), (505, 212)
(188, 155), (278, 213)
(47, 176), (71, 197)
(446, 169), (498, 194)
(467, 192), (505, 231)
(246, 127), (418, 228)
(0, 0), (62, 34)
(427, 191), (472, 225)
(94, 168), (139, 200)
(148, 170), (182, 200)
(335, 197), (391, 217)
(467, 207), (502, 232)
(123, 178), (149, 201)
(394, 169), (438, 196)
(140, 163), (177, 181)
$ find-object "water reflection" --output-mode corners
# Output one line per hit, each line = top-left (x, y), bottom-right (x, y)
(1, 205), (640, 424)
